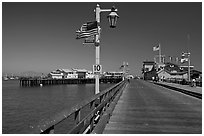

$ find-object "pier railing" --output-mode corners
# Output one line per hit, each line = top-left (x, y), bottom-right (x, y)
(163, 78), (202, 87)
(32, 80), (127, 134)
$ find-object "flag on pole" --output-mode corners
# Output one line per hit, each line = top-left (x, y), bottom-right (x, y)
(153, 45), (160, 51)
(181, 52), (185, 58)
(120, 62), (128, 70)
(162, 56), (165, 63)
(169, 56), (173, 62)
(76, 21), (98, 39)
(119, 65), (124, 70)
(181, 58), (188, 63)
(180, 52), (188, 63)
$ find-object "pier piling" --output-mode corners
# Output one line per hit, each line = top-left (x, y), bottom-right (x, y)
(19, 78), (122, 87)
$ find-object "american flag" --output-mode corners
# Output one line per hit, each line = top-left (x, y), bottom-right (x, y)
(119, 65), (124, 69)
(119, 62), (128, 69)
(180, 52), (188, 63)
(153, 45), (160, 51)
(169, 56), (173, 62)
(181, 58), (188, 63)
(76, 21), (98, 39)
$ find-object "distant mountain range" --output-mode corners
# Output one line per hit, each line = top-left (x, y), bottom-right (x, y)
(3, 71), (47, 77)
(20, 71), (47, 77)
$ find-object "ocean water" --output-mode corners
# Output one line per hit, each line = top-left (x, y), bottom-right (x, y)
(2, 80), (114, 134)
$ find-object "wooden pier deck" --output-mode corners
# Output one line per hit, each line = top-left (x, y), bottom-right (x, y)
(103, 79), (202, 134)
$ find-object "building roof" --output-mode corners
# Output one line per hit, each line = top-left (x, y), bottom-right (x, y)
(164, 62), (181, 72)
(49, 72), (63, 76)
(72, 68), (88, 72)
(179, 61), (194, 67)
(180, 65), (194, 68)
(157, 68), (187, 75)
(61, 69), (73, 73)
(87, 71), (94, 74)
(191, 70), (202, 74)
(143, 61), (155, 65)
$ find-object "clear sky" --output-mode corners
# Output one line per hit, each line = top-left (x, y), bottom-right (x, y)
(2, 2), (202, 76)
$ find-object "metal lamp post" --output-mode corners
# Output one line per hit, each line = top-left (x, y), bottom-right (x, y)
(94, 4), (119, 94)
(122, 62), (128, 80)
(182, 52), (191, 82)
(186, 52), (191, 82)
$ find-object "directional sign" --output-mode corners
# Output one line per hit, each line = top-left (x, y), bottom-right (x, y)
(93, 64), (102, 74)
(85, 38), (95, 43)
(83, 37), (95, 45)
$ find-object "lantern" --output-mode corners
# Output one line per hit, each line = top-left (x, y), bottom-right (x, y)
(107, 6), (119, 28)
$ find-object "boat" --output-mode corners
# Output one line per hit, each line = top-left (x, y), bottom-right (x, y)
(10, 74), (15, 80)
(3, 76), (9, 81)
(10, 77), (15, 80)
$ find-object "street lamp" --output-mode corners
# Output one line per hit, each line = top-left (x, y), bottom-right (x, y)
(94, 4), (119, 94)
(107, 6), (119, 28)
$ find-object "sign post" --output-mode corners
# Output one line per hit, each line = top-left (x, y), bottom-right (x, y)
(76, 4), (119, 95)
(93, 64), (102, 74)
(94, 4), (118, 94)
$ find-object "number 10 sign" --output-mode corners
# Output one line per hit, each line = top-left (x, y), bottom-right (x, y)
(93, 64), (102, 74)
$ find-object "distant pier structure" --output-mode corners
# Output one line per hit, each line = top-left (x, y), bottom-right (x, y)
(20, 78), (122, 87)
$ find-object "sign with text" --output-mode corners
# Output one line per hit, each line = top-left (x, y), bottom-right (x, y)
(93, 64), (102, 74)
(83, 37), (95, 45)
(84, 39), (95, 44)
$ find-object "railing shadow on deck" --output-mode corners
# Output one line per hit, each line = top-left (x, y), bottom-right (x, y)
(31, 80), (127, 134)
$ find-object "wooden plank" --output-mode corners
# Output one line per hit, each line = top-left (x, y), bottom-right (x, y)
(103, 80), (202, 134)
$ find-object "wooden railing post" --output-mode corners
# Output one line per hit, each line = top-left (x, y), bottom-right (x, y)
(41, 125), (54, 134)
(49, 125), (54, 134)
(75, 110), (81, 125)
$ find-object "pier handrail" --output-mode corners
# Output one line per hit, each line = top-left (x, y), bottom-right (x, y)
(32, 80), (127, 134)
